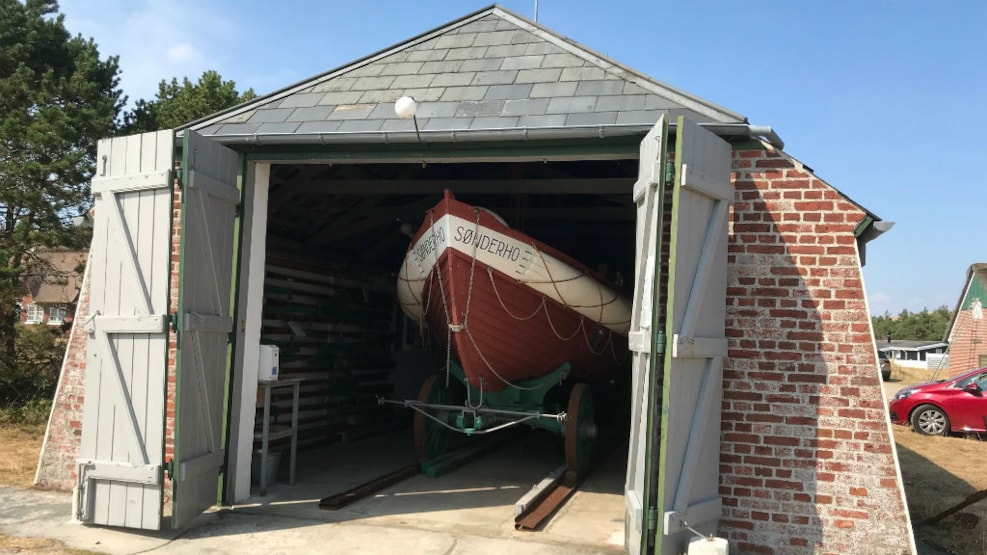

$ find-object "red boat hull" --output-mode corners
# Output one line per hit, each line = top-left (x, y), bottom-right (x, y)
(420, 246), (628, 393)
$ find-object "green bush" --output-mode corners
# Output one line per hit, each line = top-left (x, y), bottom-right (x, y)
(0, 325), (66, 424)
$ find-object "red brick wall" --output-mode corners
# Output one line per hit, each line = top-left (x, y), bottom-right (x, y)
(948, 309), (987, 376)
(34, 262), (91, 490)
(720, 147), (911, 553)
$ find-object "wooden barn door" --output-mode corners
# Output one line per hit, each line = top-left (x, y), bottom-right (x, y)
(625, 117), (732, 554)
(625, 116), (669, 555)
(655, 117), (732, 554)
(171, 131), (240, 528)
(77, 130), (175, 530)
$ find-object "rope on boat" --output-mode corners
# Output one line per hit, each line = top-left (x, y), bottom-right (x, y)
(425, 205), (630, 393)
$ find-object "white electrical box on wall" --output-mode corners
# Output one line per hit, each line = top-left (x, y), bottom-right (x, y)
(258, 344), (280, 382)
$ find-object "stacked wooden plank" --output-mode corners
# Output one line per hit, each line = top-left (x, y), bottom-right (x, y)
(256, 255), (398, 450)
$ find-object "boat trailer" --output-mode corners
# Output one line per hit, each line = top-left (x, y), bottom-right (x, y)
(378, 360), (597, 482)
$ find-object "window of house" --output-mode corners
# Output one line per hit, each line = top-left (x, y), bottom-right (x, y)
(25, 303), (44, 324)
(47, 305), (67, 325)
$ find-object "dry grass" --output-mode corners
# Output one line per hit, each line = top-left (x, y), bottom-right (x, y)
(0, 423), (44, 487)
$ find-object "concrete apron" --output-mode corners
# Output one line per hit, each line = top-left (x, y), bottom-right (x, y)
(1, 431), (626, 554)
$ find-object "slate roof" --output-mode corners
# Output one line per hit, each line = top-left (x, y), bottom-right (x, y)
(23, 250), (87, 304)
(189, 5), (746, 143)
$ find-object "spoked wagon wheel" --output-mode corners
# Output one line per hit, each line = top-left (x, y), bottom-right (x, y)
(413, 375), (463, 460)
(564, 383), (597, 483)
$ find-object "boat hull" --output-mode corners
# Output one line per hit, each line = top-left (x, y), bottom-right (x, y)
(398, 192), (630, 393)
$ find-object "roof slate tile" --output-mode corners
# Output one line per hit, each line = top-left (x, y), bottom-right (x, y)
(518, 114), (567, 127)
(318, 91), (363, 105)
(287, 106), (334, 121)
(379, 62), (425, 76)
(329, 105), (376, 119)
(596, 95), (648, 112)
(435, 34), (476, 49)
(485, 84), (534, 100)
(312, 77), (358, 93)
(391, 74), (436, 89)
(516, 68), (563, 84)
(543, 53), (586, 68)
(336, 119), (385, 132)
(445, 46), (490, 61)
(405, 49), (441, 62)
(421, 117), (464, 131)
(278, 93), (325, 109)
(575, 80), (624, 96)
(358, 89), (405, 104)
(474, 30), (516, 47)
(217, 123), (260, 135)
(471, 70), (518, 86)
(257, 122), (302, 134)
(296, 121), (343, 134)
(500, 55), (544, 70)
(511, 30), (540, 44)
(432, 72), (476, 87)
(530, 82), (577, 98)
(192, 6), (745, 139)
(460, 58), (503, 72)
(440, 86), (488, 101)
(470, 116), (520, 129)
(546, 96), (598, 114)
(417, 101), (460, 118)
(560, 67), (607, 81)
(456, 100), (506, 118)
(503, 98), (551, 116)
(421, 60), (465, 73)
(566, 112), (617, 126)
(352, 76), (396, 91)
(248, 108), (293, 123)
(485, 44), (529, 58)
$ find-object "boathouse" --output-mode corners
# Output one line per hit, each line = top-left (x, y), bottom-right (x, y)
(36, 5), (912, 554)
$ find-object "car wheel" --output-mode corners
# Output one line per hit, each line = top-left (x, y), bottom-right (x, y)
(911, 404), (950, 436)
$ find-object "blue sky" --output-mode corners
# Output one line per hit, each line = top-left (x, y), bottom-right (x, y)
(58, 0), (985, 317)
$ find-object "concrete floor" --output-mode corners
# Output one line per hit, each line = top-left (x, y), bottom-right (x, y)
(241, 428), (627, 549)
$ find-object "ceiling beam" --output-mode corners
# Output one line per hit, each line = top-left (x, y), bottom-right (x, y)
(284, 178), (634, 195)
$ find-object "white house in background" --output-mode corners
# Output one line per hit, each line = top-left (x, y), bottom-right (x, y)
(878, 339), (949, 371)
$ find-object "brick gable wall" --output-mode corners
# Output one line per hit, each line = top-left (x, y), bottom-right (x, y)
(947, 309), (987, 376)
(34, 264), (91, 489)
(721, 147), (911, 554)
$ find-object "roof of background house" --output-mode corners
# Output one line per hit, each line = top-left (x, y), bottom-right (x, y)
(188, 4), (746, 142)
(944, 262), (987, 340)
(24, 251), (87, 304)
(878, 340), (949, 352)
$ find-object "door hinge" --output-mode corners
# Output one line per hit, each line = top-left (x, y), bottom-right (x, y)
(654, 331), (667, 356)
(647, 506), (658, 535)
(663, 161), (675, 186)
(168, 314), (180, 333)
(164, 458), (174, 481)
(235, 201), (243, 218)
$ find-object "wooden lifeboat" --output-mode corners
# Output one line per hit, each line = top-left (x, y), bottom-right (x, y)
(397, 190), (630, 393)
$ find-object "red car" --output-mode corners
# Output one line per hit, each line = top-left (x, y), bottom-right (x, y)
(889, 367), (987, 436)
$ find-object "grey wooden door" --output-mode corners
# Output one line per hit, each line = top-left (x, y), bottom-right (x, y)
(656, 117), (732, 554)
(171, 131), (240, 528)
(625, 115), (669, 555)
(624, 117), (732, 553)
(77, 130), (175, 530)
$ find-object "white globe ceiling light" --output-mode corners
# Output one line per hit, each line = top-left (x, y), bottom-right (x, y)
(395, 96), (417, 119)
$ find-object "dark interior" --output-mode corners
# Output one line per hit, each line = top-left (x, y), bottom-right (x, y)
(254, 158), (639, 470)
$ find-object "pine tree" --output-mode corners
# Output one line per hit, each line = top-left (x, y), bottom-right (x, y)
(0, 0), (123, 364)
